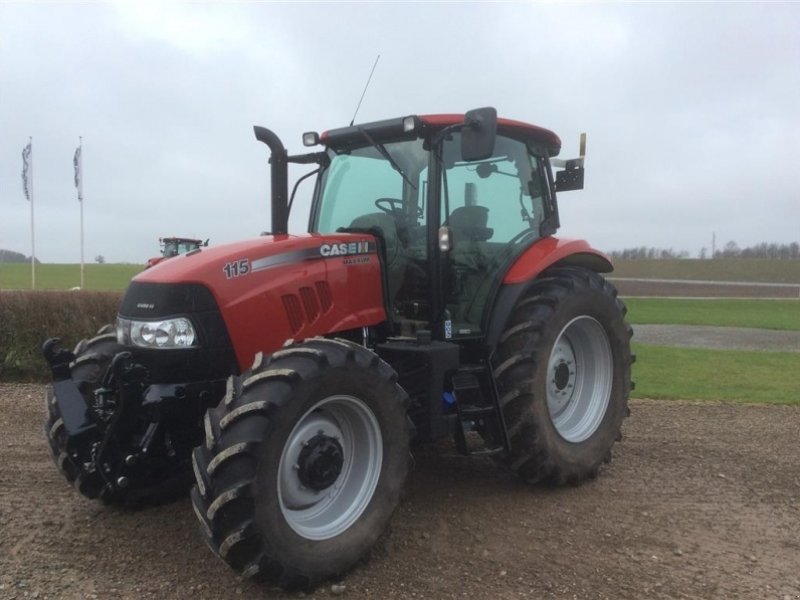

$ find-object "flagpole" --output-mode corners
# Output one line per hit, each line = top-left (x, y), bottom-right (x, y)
(30, 137), (35, 290)
(79, 136), (85, 289)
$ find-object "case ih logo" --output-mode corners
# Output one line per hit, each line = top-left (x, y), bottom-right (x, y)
(319, 241), (372, 257)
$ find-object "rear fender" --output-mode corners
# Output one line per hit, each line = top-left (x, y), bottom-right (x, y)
(502, 237), (612, 284)
(484, 237), (613, 350)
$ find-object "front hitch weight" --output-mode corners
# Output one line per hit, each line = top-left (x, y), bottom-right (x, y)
(41, 337), (96, 444)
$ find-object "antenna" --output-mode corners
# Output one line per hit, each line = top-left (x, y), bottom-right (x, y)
(350, 54), (380, 127)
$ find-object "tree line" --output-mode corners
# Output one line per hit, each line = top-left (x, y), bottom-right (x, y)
(712, 241), (800, 259)
(0, 249), (40, 264)
(608, 241), (800, 260)
(0, 249), (104, 264)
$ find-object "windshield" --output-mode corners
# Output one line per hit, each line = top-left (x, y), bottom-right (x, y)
(163, 240), (198, 257)
(177, 241), (199, 254)
(313, 139), (428, 234)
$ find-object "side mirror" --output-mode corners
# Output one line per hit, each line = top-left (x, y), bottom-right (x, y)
(461, 107), (497, 162)
(554, 159), (585, 192)
(553, 133), (586, 192)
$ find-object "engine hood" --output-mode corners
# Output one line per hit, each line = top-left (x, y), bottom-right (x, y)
(136, 234), (328, 284)
(130, 232), (387, 370)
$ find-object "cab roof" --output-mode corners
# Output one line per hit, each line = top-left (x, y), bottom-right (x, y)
(321, 113), (562, 156)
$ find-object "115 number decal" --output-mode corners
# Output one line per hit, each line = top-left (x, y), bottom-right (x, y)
(222, 259), (250, 279)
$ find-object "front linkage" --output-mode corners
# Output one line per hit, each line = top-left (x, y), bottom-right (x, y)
(42, 337), (205, 504)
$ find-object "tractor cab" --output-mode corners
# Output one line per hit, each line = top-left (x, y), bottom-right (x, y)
(146, 236), (209, 268)
(301, 109), (577, 342)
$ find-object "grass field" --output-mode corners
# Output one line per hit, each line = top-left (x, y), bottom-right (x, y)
(632, 344), (799, 404)
(0, 263), (141, 290)
(612, 258), (800, 283)
(626, 296), (799, 405)
(625, 298), (800, 330)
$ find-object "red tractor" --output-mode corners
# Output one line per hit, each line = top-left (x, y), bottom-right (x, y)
(42, 108), (632, 589)
(145, 236), (209, 268)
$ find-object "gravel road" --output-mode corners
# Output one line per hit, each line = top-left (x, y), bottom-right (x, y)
(634, 324), (800, 352)
(611, 278), (800, 299)
(1, 383), (799, 599)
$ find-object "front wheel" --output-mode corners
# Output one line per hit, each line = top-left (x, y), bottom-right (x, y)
(492, 267), (633, 485)
(191, 338), (410, 589)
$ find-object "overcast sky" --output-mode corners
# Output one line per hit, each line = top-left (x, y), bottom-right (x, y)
(1, 2), (798, 264)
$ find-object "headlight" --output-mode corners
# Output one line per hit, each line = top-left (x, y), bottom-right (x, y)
(116, 317), (197, 349)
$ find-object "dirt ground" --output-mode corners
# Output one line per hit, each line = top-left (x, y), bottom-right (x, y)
(1, 384), (799, 599)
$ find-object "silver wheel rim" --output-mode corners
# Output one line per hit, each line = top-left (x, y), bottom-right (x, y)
(546, 316), (613, 443)
(277, 395), (382, 540)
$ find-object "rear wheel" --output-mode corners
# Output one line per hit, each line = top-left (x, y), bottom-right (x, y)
(492, 267), (633, 485)
(191, 338), (410, 589)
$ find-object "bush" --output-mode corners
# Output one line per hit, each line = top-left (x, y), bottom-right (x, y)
(0, 290), (121, 382)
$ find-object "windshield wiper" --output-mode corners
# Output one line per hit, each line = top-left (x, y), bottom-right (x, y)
(357, 127), (417, 190)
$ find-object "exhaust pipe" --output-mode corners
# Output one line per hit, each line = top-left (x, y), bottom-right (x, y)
(253, 126), (289, 235)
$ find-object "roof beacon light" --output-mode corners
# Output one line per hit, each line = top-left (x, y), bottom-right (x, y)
(302, 132), (320, 147)
(402, 116), (416, 133)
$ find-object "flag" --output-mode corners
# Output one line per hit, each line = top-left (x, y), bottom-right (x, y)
(22, 141), (32, 201)
(73, 144), (82, 201)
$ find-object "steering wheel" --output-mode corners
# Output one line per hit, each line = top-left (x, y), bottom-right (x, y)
(375, 198), (405, 215)
(375, 198), (424, 219)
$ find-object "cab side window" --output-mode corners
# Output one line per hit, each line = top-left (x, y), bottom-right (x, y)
(442, 135), (545, 244)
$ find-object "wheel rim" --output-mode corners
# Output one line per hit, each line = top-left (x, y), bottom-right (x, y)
(546, 316), (613, 443)
(277, 395), (382, 540)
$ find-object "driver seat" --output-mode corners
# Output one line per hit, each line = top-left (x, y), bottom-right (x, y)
(448, 205), (492, 272)
(448, 205), (493, 244)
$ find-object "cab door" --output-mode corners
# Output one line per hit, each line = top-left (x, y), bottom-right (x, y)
(438, 133), (550, 338)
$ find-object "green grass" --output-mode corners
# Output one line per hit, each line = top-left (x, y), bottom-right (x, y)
(612, 258), (800, 284)
(632, 344), (800, 404)
(624, 298), (800, 330)
(0, 263), (142, 291)
(627, 298), (800, 404)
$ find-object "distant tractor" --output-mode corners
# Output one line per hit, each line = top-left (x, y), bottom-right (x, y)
(42, 108), (632, 589)
(145, 236), (208, 268)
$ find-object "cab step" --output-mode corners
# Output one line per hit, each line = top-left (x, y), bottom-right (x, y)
(451, 362), (510, 457)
